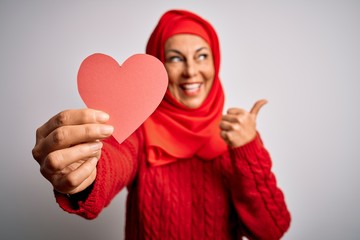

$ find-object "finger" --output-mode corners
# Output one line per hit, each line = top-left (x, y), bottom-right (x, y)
(42, 141), (103, 173)
(222, 114), (240, 123)
(36, 109), (110, 143)
(34, 123), (113, 161)
(219, 121), (233, 131)
(250, 99), (268, 118)
(226, 108), (245, 115)
(220, 120), (241, 132)
(220, 130), (235, 146)
(220, 130), (227, 139)
(57, 157), (98, 194)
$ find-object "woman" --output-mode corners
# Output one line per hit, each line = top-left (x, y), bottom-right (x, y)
(32, 9), (291, 239)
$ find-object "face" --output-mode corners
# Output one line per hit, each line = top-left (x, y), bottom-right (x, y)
(164, 34), (215, 109)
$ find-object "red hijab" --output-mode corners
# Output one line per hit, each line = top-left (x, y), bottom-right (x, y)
(143, 10), (227, 166)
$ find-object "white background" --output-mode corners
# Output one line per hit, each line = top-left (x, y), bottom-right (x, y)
(1, 0), (359, 239)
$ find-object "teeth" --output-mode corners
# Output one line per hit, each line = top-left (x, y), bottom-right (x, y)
(182, 83), (201, 90)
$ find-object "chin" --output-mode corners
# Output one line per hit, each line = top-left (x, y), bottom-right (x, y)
(182, 99), (203, 109)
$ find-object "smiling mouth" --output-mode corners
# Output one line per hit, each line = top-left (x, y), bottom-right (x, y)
(180, 83), (202, 95)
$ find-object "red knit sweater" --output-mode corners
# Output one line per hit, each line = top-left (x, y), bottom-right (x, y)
(55, 127), (291, 239)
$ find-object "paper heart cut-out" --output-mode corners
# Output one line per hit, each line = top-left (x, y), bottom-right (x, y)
(77, 53), (168, 144)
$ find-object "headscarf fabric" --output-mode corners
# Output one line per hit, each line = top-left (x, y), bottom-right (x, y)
(143, 9), (227, 166)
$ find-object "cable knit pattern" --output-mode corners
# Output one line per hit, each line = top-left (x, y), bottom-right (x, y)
(55, 128), (290, 239)
(168, 162), (179, 240)
(228, 134), (291, 239)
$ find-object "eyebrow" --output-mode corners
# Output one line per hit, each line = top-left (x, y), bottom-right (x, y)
(165, 47), (209, 55)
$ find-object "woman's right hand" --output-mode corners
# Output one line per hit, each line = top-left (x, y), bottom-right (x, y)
(32, 109), (114, 195)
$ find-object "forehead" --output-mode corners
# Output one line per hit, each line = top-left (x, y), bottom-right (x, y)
(165, 34), (210, 51)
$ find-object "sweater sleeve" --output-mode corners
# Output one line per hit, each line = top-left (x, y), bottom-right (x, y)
(228, 133), (291, 240)
(53, 129), (142, 220)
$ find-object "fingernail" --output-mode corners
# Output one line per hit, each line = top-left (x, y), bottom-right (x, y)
(101, 125), (114, 135)
(96, 112), (110, 122)
(90, 142), (103, 151)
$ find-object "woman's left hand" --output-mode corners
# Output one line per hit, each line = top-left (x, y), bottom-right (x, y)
(220, 99), (268, 147)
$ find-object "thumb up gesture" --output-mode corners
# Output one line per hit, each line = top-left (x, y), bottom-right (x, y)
(220, 99), (267, 147)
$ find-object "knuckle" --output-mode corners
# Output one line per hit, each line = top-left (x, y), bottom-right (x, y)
(65, 174), (80, 188)
(74, 109), (95, 124)
(84, 125), (96, 137)
(83, 109), (96, 122)
(84, 125), (92, 136)
(233, 123), (241, 131)
(35, 127), (42, 140)
(226, 133), (233, 142)
(52, 128), (66, 145)
(45, 152), (63, 171)
(32, 146), (41, 160)
(39, 164), (50, 179)
(77, 109), (87, 121)
(56, 111), (69, 127)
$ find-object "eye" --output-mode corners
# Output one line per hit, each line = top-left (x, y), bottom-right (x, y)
(167, 55), (183, 63)
(197, 53), (208, 61)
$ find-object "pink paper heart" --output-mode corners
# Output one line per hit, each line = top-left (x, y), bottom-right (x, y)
(77, 53), (168, 144)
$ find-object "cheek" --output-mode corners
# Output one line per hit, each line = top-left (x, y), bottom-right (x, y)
(202, 58), (215, 77)
(203, 65), (215, 94)
(167, 78), (179, 100)
(167, 77), (177, 95)
(204, 65), (215, 83)
(165, 65), (181, 85)
(164, 67), (178, 95)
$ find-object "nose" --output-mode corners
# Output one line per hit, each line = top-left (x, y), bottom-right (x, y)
(182, 59), (197, 78)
